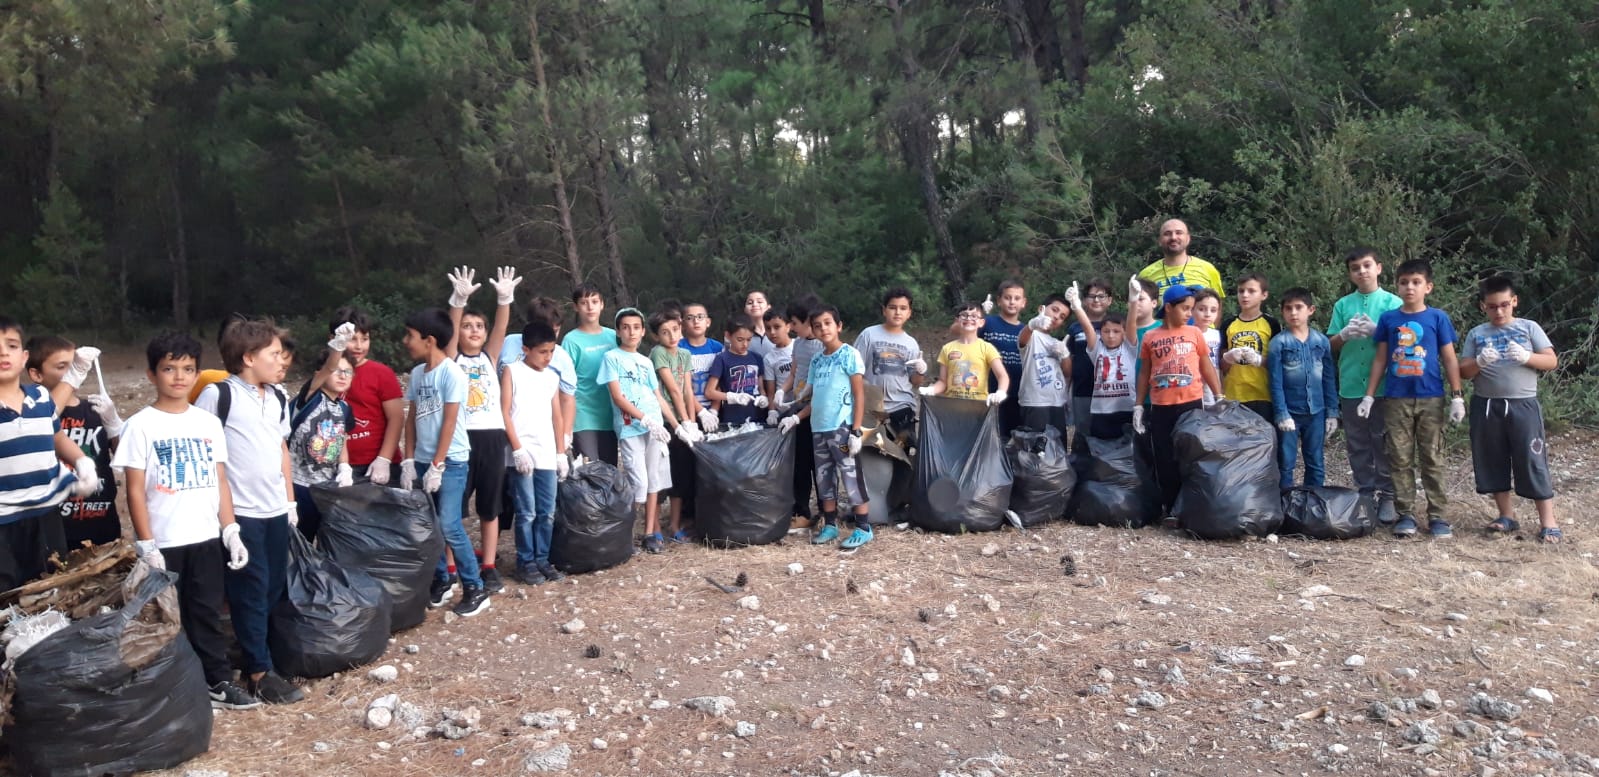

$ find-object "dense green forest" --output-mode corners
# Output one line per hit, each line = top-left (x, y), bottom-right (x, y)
(3, 0), (1597, 410)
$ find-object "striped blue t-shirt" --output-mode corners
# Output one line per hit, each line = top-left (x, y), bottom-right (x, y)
(0, 385), (76, 525)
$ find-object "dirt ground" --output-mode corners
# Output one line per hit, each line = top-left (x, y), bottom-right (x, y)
(53, 347), (1599, 776)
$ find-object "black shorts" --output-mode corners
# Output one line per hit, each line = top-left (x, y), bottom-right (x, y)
(465, 429), (508, 521)
(1470, 397), (1555, 500)
(0, 514), (66, 591)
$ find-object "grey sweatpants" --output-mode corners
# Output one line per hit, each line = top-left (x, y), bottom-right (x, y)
(1340, 397), (1394, 496)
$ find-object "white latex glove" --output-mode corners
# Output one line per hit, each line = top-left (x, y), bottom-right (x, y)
(1337, 316), (1371, 341)
(66, 346), (100, 389)
(368, 456), (392, 486)
(135, 539), (166, 571)
(555, 454), (571, 480)
(423, 462), (445, 493)
(1046, 341), (1068, 361)
(1449, 396), (1466, 424)
(399, 459), (417, 490)
(1505, 341), (1531, 365)
(917, 386), (938, 397)
(753, 394), (769, 409)
(1131, 405), (1146, 435)
(490, 265), (522, 306)
(698, 408), (719, 435)
(1356, 396), (1374, 419)
(1221, 348), (1245, 366)
(70, 456), (99, 497)
(328, 321), (356, 352)
(446, 265), (479, 308)
(905, 357), (927, 375)
(336, 462), (354, 487)
(766, 410), (781, 427)
(646, 418), (670, 444)
(1325, 417), (1339, 436)
(1277, 418), (1297, 433)
(986, 391), (1007, 406)
(1127, 274), (1143, 305)
(221, 523), (250, 571)
(981, 294), (994, 315)
(722, 392), (752, 406)
(772, 389), (790, 410)
(847, 432), (862, 457)
(1242, 349), (1263, 366)
(1027, 307), (1053, 332)
(513, 448), (535, 475)
(675, 423), (699, 446)
(285, 501), (299, 527)
(778, 415), (800, 434)
(1475, 345), (1501, 366)
(1064, 281), (1082, 309)
(84, 394), (124, 438)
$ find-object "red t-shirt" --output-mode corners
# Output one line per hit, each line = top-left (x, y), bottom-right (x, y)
(345, 359), (403, 466)
(1139, 325), (1208, 406)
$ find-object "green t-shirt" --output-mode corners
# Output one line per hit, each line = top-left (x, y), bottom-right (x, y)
(562, 327), (619, 433)
(1328, 289), (1402, 399)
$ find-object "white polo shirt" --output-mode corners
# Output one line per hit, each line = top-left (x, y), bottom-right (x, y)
(195, 375), (291, 519)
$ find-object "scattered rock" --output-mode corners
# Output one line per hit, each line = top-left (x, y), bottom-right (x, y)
(368, 665), (399, 683)
(523, 742), (572, 773)
(1297, 584), (1335, 598)
(1467, 693), (1522, 722)
(404, 644), (419, 654)
(1134, 691), (1167, 710)
(734, 721), (757, 738)
(900, 647), (916, 667)
(1085, 684), (1111, 697)
(560, 619), (586, 634)
(1164, 665), (1188, 686)
(1344, 654), (1366, 668)
(1402, 721), (1441, 745)
(1526, 687), (1554, 704)
(980, 543), (1000, 557)
(1367, 701), (1392, 722)
(736, 595), (761, 611)
(443, 611), (458, 625)
(786, 563), (803, 576)
(184, 771), (230, 777)
(987, 685), (1013, 700)
(1214, 647), (1263, 665)
(1417, 689), (1442, 710)
(1140, 593), (1172, 606)
(684, 696), (736, 718)
(312, 742), (330, 753)
(1328, 744), (1349, 756)
(521, 712), (562, 729)
(591, 738), (608, 751)
(647, 699), (671, 710)
(1445, 612), (1469, 622)
(1391, 667), (1419, 679)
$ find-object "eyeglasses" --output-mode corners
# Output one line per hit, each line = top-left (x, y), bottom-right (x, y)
(1483, 302), (1514, 312)
(956, 313), (983, 322)
(332, 368), (354, 377)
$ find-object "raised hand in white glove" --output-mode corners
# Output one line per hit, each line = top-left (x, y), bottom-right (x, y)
(698, 407), (719, 435)
(722, 392), (752, 406)
(328, 321), (356, 352)
(917, 386), (938, 397)
(1064, 281), (1082, 309)
(221, 523), (250, 570)
(1505, 341), (1532, 365)
(85, 394), (124, 438)
(905, 357), (927, 375)
(70, 456), (100, 497)
(1475, 345), (1501, 366)
(981, 294), (994, 315)
(1449, 396), (1466, 424)
(1356, 396), (1374, 418)
(778, 415), (800, 434)
(369, 456), (392, 486)
(676, 423), (699, 446)
(446, 265), (479, 308)
(1131, 405), (1146, 435)
(336, 462), (354, 487)
(423, 462), (445, 493)
(1277, 418), (1297, 433)
(1128, 274), (1143, 304)
(555, 454), (571, 480)
(766, 410), (781, 427)
(135, 539), (166, 571)
(986, 391), (1007, 407)
(513, 448), (535, 475)
(846, 431), (862, 457)
(399, 459), (417, 490)
(285, 502), (299, 527)
(66, 346), (100, 389)
(1028, 307), (1054, 332)
(1337, 316), (1371, 341)
(490, 266), (522, 306)
(1325, 417), (1339, 436)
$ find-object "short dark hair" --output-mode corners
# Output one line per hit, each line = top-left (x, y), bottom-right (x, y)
(0, 316), (23, 343)
(881, 287), (913, 308)
(997, 279), (1024, 295)
(460, 309), (488, 326)
(522, 321), (558, 348)
(655, 298), (684, 318)
(1479, 275), (1516, 299)
(613, 307), (645, 329)
(1102, 311), (1127, 326)
(762, 309), (786, 325)
(1343, 246), (1380, 268)
(315, 347), (352, 374)
(1395, 259), (1433, 282)
(279, 333), (297, 357)
(786, 294), (820, 323)
(404, 308), (454, 349)
(1043, 292), (1068, 308)
(25, 335), (74, 373)
(647, 309), (679, 335)
(1085, 278), (1113, 297)
(1279, 287), (1314, 308)
(146, 332), (202, 372)
(809, 304), (841, 326)
(1192, 288), (1221, 307)
(571, 283), (603, 304)
(330, 306), (372, 336)
(524, 297), (562, 330)
(220, 317), (287, 374)
(1135, 278), (1159, 300)
(724, 312), (755, 336)
(954, 301), (982, 317)
(1236, 272), (1269, 293)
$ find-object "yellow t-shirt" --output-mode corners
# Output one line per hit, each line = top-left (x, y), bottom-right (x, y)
(188, 369), (231, 403)
(938, 340), (1002, 401)
(1137, 256), (1225, 298)
(1221, 314), (1279, 403)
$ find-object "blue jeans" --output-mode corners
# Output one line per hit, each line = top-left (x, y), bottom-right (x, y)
(224, 513), (290, 675)
(420, 460), (481, 588)
(510, 468), (558, 570)
(1277, 411), (1327, 489)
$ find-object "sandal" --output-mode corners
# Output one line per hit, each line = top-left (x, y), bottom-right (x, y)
(1538, 526), (1563, 544)
(1486, 516), (1519, 533)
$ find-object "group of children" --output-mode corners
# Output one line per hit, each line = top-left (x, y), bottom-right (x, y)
(0, 239), (1562, 713)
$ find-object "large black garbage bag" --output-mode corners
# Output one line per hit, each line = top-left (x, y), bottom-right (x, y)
(270, 530), (392, 678)
(694, 428), (795, 547)
(911, 396), (1012, 533)
(1282, 486), (1376, 540)
(1172, 402), (1283, 539)
(1005, 427), (1076, 526)
(1067, 430), (1160, 528)
(552, 459), (634, 573)
(6, 565), (212, 777)
(312, 483), (443, 632)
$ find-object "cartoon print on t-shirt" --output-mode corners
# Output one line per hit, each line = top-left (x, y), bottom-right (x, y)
(1149, 336), (1197, 389)
(1391, 322), (1427, 378)
(462, 360), (492, 414)
(945, 347), (981, 394)
(309, 417), (346, 465)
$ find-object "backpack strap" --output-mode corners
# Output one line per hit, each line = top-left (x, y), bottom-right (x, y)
(214, 380), (232, 426)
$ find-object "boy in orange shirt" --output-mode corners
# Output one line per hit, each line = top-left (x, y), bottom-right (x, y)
(1133, 286), (1224, 516)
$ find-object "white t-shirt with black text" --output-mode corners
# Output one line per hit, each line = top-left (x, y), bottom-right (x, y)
(111, 406), (229, 548)
(1090, 341), (1138, 415)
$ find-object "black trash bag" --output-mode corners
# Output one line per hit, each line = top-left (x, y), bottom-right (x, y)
(694, 428), (795, 547)
(1006, 427), (1076, 526)
(911, 396), (1013, 533)
(1281, 486), (1376, 540)
(1066, 430), (1161, 528)
(312, 482), (444, 632)
(5, 566), (212, 777)
(269, 530), (392, 678)
(1172, 402), (1284, 539)
(552, 459), (634, 573)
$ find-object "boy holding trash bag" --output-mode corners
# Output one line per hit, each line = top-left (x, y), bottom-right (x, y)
(1133, 286), (1224, 517)
(599, 308), (686, 555)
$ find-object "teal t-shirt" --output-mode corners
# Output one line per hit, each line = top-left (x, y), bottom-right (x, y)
(563, 327), (619, 433)
(1133, 321), (1161, 404)
(1328, 289), (1401, 399)
(596, 348), (662, 439)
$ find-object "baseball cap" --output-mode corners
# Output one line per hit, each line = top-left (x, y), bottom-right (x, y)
(1161, 285), (1198, 306)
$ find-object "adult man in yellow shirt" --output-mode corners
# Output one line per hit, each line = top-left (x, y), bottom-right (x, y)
(1137, 219), (1225, 299)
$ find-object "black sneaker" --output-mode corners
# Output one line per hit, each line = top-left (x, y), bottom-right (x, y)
(516, 566), (547, 585)
(429, 576), (454, 608)
(453, 584), (491, 617)
(249, 672), (304, 705)
(210, 680), (262, 710)
(480, 567), (505, 594)
(536, 562), (565, 583)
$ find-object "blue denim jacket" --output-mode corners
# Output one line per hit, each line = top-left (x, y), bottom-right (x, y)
(1267, 329), (1338, 421)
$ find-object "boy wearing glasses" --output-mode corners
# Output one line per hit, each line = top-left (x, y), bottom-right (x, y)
(919, 303), (1010, 405)
(1066, 280), (1113, 446)
(287, 348), (356, 539)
